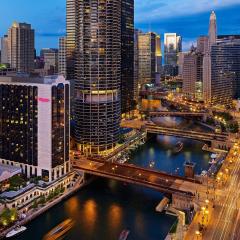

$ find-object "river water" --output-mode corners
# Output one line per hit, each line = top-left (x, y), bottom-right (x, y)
(14, 118), (211, 240)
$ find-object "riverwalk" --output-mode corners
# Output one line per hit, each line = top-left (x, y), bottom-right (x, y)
(0, 173), (85, 239)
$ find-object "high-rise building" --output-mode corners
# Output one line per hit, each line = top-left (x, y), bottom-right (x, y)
(67, 0), (121, 156)
(0, 75), (70, 182)
(59, 37), (67, 78)
(203, 11), (217, 104)
(121, 0), (134, 114)
(182, 49), (203, 100)
(0, 35), (9, 64)
(164, 33), (182, 67)
(197, 36), (209, 54)
(137, 32), (158, 85)
(209, 11), (217, 47)
(134, 29), (140, 101)
(8, 22), (34, 73)
(41, 48), (58, 74)
(66, 0), (78, 81)
(210, 41), (238, 107)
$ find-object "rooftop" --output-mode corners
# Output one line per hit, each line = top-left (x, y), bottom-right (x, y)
(0, 75), (67, 85)
(0, 164), (21, 183)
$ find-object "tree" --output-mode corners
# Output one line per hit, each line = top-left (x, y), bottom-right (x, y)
(0, 208), (17, 226)
(9, 175), (26, 190)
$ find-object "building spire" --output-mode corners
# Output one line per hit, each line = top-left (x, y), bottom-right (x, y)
(209, 11), (217, 47)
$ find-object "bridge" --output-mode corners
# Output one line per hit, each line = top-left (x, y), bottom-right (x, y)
(73, 159), (200, 199)
(143, 110), (205, 118)
(145, 123), (228, 142)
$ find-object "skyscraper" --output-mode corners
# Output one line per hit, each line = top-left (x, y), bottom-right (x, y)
(0, 75), (70, 181)
(209, 11), (217, 47)
(121, 0), (134, 114)
(0, 35), (9, 64)
(67, 0), (121, 156)
(182, 49), (203, 100)
(137, 32), (158, 85)
(134, 29), (140, 102)
(59, 37), (67, 78)
(197, 36), (209, 54)
(203, 11), (217, 104)
(8, 22), (34, 73)
(41, 48), (58, 74)
(164, 33), (182, 66)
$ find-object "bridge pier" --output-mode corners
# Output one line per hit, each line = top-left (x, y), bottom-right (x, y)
(172, 193), (194, 211)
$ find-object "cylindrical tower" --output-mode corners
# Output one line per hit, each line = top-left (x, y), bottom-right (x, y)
(74, 0), (121, 155)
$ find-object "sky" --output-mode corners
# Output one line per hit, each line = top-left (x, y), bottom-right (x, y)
(1, 0), (240, 52)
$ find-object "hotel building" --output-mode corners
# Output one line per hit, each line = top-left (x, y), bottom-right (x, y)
(0, 75), (70, 182)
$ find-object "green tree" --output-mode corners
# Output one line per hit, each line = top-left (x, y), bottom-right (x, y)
(9, 175), (26, 190)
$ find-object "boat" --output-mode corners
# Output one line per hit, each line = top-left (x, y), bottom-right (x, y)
(173, 142), (184, 153)
(6, 226), (27, 238)
(43, 218), (75, 240)
(119, 230), (130, 240)
(209, 159), (217, 165)
(149, 160), (155, 168)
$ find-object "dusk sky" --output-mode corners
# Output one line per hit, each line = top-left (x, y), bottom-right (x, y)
(1, 0), (240, 53)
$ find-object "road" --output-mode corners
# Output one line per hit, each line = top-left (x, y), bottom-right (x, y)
(207, 145), (240, 240)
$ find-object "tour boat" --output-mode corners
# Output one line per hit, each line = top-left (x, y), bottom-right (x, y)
(149, 160), (155, 168)
(43, 218), (75, 240)
(119, 229), (130, 240)
(6, 226), (27, 238)
(173, 141), (184, 153)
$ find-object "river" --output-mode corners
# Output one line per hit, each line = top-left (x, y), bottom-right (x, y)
(14, 118), (211, 240)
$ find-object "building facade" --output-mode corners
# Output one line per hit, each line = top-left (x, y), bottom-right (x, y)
(8, 22), (34, 73)
(203, 11), (217, 104)
(0, 75), (70, 182)
(58, 37), (67, 78)
(164, 33), (182, 67)
(137, 32), (158, 85)
(121, 0), (134, 114)
(182, 50), (203, 100)
(1, 35), (9, 64)
(67, 0), (121, 155)
(210, 41), (240, 107)
(41, 48), (59, 74)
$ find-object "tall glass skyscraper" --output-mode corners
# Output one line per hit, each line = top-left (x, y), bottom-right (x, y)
(121, 0), (134, 114)
(67, 0), (121, 156)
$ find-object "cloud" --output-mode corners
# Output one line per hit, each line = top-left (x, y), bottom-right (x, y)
(135, 0), (240, 23)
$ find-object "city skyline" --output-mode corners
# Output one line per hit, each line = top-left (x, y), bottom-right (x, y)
(0, 0), (240, 52)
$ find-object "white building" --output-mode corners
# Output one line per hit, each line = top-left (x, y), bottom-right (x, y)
(0, 75), (70, 182)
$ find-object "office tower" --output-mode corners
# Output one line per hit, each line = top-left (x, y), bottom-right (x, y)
(208, 39), (240, 107)
(1, 35), (9, 64)
(155, 35), (162, 73)
(164, 33), (182, 67)
(138, 32), (158, 85)
(0, 75), (70, 182)
(203, 11), (217, 104)
(121, 0), (134, 114)
(209, 11), (217, 47)
(41, 48), (58, 74)
(134, 29), (140, 101)
(182, 49), (203, 100)
(67, 0), (121, 155)
(59, 37), (67, 78)
(66, 0), (78, 81)
(178, 52), (187, 77)
(197, 36), (209, 54)
(8, 22), (34, 73)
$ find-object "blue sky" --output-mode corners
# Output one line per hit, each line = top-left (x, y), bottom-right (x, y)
(1, 0), (240, 52)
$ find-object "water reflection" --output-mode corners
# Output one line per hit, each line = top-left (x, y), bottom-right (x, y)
(108, 204), (122, 230)
(83, 199), (97, 232)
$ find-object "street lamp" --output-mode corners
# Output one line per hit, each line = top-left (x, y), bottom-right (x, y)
(195, 230), (201, 240)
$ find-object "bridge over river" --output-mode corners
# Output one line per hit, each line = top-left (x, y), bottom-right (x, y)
(73, 159), (203, 200)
